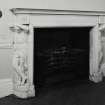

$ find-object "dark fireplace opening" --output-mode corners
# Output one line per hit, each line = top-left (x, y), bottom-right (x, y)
(34, 27), (91, 90)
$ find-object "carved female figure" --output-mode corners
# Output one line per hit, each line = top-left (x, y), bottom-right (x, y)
(13, 50), (28, 86)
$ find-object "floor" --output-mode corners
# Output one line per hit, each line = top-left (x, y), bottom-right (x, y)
(1, 79), (105, 105)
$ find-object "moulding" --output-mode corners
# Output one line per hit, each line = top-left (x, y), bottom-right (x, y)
(0, 42), (13, 49)
(10, 8), (105, 16)
(0, 35), (13, 49)
(0, 79), (13, 98)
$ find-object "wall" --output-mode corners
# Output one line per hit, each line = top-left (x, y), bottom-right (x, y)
(0, 0), (105, 11)
(0, 0), (105, 79)
(0, 48), (13, 79)
(0, 9), (13, 79)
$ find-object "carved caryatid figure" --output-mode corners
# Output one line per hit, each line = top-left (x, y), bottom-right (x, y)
(10, 24), (29, 86)
(13, 50), (28, 86)
(10, 23), (35, 98)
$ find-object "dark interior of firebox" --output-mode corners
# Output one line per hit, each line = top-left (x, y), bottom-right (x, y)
(34, 27), (91, 90)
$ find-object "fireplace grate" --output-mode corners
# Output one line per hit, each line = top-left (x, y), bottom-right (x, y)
(37, 45), (88, 76)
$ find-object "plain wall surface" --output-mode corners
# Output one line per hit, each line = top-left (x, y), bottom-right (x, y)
(0, 0), (105, 79)
(0, 48), (13, 79)
(0, 0), (105, 11)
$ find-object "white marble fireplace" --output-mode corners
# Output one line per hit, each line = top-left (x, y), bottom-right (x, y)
(9, 8), (105, 98)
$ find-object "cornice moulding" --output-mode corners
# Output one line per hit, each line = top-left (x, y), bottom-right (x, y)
(10, 8), (105, 16)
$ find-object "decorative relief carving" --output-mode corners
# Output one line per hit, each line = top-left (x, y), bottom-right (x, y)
(100, 35), (105, 77)
(10, 24), (35, 98)
(13, 47), (28, 86)
(89, 25), (104, 83)
(89, 28), (105, 83)
(89, 72), (103, 83)
(89, 53), (103, 83)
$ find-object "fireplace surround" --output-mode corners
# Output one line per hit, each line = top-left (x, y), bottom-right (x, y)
(9, 8), (105, 98)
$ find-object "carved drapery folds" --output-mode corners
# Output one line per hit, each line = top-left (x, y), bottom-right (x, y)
(89, 25), (105, 83)
(10, 24), (35, 98)
(89, 32), (103, 82)
(99, 31), (105, 76)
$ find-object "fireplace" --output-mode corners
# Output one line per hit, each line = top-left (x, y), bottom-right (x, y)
(34, 27), (90, 88)
(9, 8), (105, 98)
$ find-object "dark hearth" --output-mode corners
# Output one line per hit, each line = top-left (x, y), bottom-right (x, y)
(34, 27), (91, 90)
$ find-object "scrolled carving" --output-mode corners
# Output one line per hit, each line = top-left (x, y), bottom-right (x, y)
(9, 24), (29, 33)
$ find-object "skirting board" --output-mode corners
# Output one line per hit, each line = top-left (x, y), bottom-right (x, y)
(0, 78), (13, 98)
